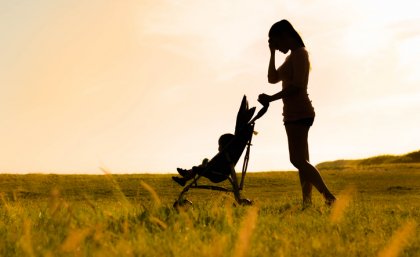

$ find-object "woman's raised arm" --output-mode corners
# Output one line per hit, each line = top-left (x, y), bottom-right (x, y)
(267, 47), (282, 84)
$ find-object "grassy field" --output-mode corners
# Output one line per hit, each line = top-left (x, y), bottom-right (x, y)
(0, 163), (419, 257)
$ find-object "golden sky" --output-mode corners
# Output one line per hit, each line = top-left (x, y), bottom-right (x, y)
(1, 0), (419, 173)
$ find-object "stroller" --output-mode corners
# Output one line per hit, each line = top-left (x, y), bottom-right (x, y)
(174, 95), (269, 207)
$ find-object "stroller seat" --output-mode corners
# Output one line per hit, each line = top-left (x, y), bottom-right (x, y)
(198, 120), (254, 183)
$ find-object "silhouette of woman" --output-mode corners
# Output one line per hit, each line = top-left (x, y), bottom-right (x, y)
(258, 20), (336, 207)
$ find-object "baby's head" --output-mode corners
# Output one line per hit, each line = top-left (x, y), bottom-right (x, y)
(218, 133), (234, 152)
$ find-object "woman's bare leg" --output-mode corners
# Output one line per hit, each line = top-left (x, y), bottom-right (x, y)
(285, 124), (336, 205)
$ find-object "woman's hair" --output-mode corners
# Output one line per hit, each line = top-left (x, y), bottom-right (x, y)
(269, 20), (305, 47)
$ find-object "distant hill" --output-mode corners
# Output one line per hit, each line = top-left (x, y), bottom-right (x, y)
(316, 150), (420, 170)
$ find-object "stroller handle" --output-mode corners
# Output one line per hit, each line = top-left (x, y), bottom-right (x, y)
(249, 102), (269, 124)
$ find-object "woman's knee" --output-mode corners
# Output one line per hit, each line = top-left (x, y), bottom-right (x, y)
(289, 156), (307, 169)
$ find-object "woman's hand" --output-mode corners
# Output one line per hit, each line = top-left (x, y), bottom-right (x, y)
(258, 93), (272, 105)
(268, 38), (280, 83)
(268, 38), (276, 54)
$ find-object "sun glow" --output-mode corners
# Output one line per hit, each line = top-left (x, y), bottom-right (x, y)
(0, 0), (419, 173)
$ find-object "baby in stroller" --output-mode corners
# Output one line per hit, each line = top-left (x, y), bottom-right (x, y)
(172, 133), (235, 186)
(171, 95), (269, 206)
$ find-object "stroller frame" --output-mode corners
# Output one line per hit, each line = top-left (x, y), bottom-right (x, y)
(173, 95), (268, 208)
(174, 123), (255, 207)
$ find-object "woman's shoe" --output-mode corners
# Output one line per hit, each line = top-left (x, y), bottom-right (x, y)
(325, 197), (336, 206)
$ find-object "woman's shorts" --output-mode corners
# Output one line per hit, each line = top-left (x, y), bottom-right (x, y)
(284, 117), (315, 127)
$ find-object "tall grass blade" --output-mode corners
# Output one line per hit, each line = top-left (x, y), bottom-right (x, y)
(19, 220), (35, 257)
(233, 207), (259, 257)
(330, 186), (356, 223)
(140, 180), (161, 207)
(60, 228), (91, 252)
(100, 166), (131, 209)
(377, 220), (416, 257)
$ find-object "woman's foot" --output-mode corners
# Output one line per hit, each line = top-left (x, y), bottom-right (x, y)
(302, 199), (312, 209)
(325, 196), (336, 206)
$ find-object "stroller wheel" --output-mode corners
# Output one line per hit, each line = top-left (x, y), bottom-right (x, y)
(173, 198), (193, 210)
(239, 198), (253, 206)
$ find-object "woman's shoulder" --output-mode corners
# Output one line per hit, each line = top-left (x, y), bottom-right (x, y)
(291, 47), (309, 58)
(290, 47), (309, 65)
